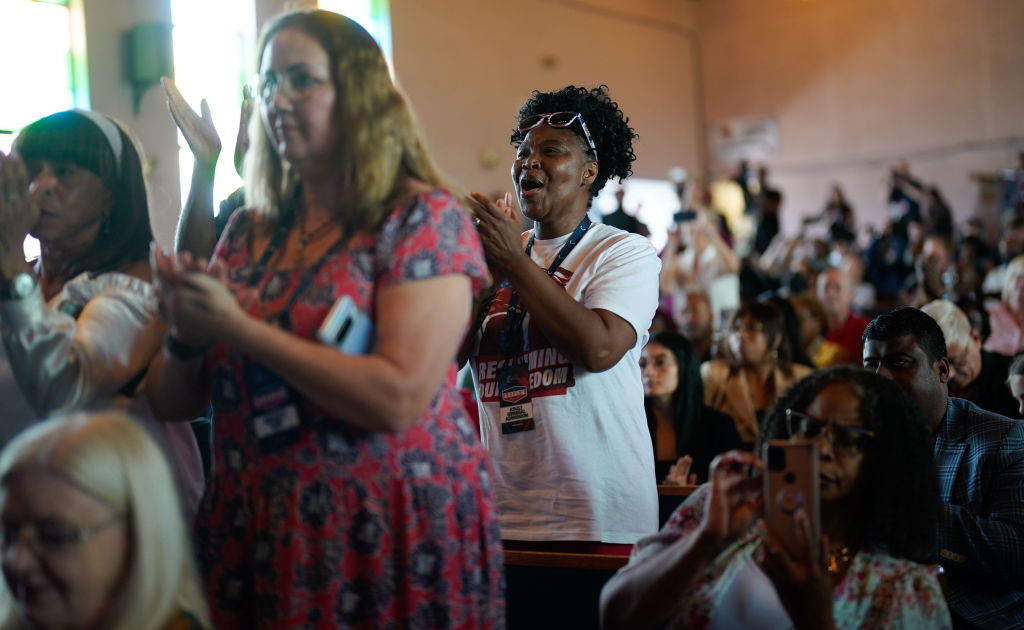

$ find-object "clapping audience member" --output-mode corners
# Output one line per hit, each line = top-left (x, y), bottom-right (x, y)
(161, 77), (252, 260)
(0, 411), (209, 630)
(671, 285), (715, 362)
(465, 85), (661, 545)
(702, 301), (812, 447)
(148, 10), (502, 627)
(600, 367), (951, 630)
(660, 207), (740, 329)
(0, 110), (203, 512)
(921, 299), (1019, 418)
(789, 292), (837, 367)
(816, 266), (870, 364)
(984, 254), (1024, 356)
(641, 331), (742, 485)
(863, 307), (1024, 628)
(1007, 353), (1024, 416)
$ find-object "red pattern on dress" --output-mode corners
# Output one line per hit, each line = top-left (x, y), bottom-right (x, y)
(197, 191), (505, 629)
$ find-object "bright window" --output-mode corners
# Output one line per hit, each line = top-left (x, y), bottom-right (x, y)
(170, 0), (255, 208)
(0, 0), (85, 259)
(319, 0), (393, 63)
(0, 0), (85, 150)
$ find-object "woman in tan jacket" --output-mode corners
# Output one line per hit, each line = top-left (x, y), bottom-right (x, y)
(701, 301), (812, 446)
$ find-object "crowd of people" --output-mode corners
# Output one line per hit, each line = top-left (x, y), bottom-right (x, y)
(0, 6), (1021, 629)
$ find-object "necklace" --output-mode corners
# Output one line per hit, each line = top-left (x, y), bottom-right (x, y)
(295, 213), (339, 266)
(827, 545), (853, 574)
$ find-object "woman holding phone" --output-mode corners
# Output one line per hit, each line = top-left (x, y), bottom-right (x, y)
(600, 366), (951, 630)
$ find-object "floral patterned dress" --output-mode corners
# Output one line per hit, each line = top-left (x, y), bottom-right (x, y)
(626, 485), (952, 629)
(197, 191), (505, 629)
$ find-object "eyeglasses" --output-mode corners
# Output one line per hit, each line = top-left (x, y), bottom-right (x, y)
(1, 515), (123, 554)
(518, 112), (598, 161)
(248, 68), (329, 103)
(785, 409), (875, 452)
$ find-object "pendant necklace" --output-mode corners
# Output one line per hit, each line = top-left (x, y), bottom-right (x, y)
(295, 212), (339, 266)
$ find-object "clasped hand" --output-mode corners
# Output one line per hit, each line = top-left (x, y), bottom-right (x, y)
(467, 191), (525, 279)
(151, 247), (248, 347)
(0, 151), (41, 280)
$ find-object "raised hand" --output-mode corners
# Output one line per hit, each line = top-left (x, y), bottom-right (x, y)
(161, 77), (221, 173)
(663, 454), (698, 485)
(0, 151), (39, 280)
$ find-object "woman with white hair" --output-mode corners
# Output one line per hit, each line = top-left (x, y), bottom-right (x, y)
(985, 254), (1024, 356)
(921, 299), (1018, 418)
(0, 411), (209, 629)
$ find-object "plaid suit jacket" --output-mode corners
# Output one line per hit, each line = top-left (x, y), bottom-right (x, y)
(935, 397), (1024, 628)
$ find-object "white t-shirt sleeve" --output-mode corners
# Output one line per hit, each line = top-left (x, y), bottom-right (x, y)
(581, 233), (660, 348)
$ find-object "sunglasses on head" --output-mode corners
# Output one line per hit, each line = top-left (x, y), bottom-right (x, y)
(518, 112), (598, 161)
(785, 409), (875, 452)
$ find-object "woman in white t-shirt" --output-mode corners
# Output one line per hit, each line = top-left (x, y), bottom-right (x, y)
(464, 85), (661, 546)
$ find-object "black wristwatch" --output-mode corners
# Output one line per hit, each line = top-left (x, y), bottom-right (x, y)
(0, 272), (37, 300)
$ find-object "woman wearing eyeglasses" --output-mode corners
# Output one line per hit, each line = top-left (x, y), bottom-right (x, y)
(464, 85), (661, 545)
(702, 301), (812, 447)
(0, 411), (209, 630)
(601, 366), (952, 630)
(147, 9), (503, 629)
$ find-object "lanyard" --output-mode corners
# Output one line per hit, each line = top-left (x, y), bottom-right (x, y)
(500, 215), (592, 355)
(246, 217), (351, 329)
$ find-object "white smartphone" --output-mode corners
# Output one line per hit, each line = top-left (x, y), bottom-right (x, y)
(762, 440), (821, 561)
(316, 295), (374, 355)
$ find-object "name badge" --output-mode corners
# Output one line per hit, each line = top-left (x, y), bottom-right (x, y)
(246, 361), (301, 452)
(498, 362), (535, 434)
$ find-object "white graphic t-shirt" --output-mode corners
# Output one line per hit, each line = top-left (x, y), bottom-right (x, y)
(470, 223), (660, 543)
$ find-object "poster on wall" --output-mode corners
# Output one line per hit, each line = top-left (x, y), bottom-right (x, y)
(709, 115), (778, 165)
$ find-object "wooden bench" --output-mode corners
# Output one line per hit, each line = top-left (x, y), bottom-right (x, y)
(504, 546), (630, 629)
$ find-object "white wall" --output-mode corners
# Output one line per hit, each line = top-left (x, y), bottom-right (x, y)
(82, 0), (181, 248)
(390, 0), (704, 206)
(698, 0), (1024, 241)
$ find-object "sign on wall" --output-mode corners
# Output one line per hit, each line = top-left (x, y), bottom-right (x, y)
(709, 115), (779, 165)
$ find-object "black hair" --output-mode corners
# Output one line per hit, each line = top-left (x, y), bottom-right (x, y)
(14, 111), (152, 278)
(761, 366), (941, 562)
(510, 85), (637, 203)
(643, 331), (712, 483)
(730, 301), (790, 366)
(766, 295), (814, 368)
(862, 307), (947, 363)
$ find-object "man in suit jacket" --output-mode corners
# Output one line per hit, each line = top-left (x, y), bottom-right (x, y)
(863, 307), (1024, 629)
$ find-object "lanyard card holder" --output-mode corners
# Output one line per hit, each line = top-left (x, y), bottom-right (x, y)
(246, 361), (301, 453)
(498, 359), (535, 434)
(317, 295), (375, 355)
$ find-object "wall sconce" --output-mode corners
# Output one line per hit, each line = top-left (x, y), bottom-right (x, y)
(122, 23), (173, 115)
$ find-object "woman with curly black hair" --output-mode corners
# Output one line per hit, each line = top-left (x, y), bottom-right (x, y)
(464, 85), (661, 545)
(601, 366), (951, 630)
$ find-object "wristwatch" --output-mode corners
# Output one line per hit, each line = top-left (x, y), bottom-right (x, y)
(0, 272), (37, 300)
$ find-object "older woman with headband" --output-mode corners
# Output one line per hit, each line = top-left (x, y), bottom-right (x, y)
(0, 110), (203, 513)
(0, 411), (209, 630)
(465, 85), (661, 545)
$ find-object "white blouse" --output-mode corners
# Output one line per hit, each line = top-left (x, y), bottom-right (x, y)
(0, 271), (204, 516)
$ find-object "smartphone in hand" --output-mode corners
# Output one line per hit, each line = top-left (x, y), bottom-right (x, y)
(762, 440), (821, 561)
